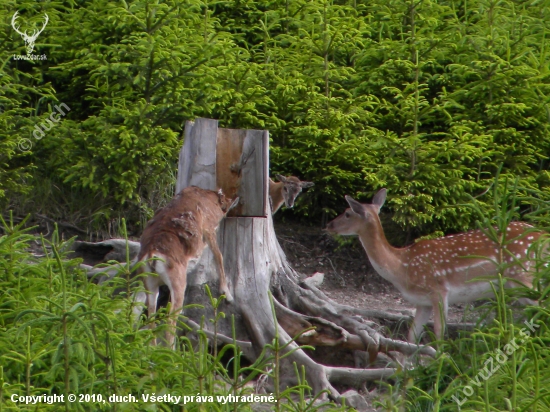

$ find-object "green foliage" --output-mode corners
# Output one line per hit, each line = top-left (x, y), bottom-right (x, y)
(375, 283), (550, 411)
(0, 220), (351, 411)
(2, 0), (550, 234)
(0, 0), (55, 204)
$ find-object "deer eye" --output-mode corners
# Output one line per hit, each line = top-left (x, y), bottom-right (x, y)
(345, 212), (350, 218)
(284, 187), (288, 192)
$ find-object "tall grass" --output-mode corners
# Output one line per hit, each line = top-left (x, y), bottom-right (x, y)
(0, 217), (352, 411)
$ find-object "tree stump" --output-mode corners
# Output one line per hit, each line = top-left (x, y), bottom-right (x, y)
(77, 118), (440, 403)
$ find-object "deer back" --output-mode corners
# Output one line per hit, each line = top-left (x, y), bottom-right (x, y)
(138, 187), (229, 264)
(399, 222), (542, 294)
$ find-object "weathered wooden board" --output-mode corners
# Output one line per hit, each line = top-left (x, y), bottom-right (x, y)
(215, 127), (268, 217)
(176, 119), (268, 217)
(176, 118), (218, 193)
(215, 128), (246, 214)
(176, 120), (194, 194)
(234, 129), (268, 217)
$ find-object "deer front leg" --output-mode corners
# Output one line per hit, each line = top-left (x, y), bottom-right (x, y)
(143, 271), (160, 346)
(165, 261), (188, 349)
(205, 230), (234, 303)
(408, 305), (432, 343)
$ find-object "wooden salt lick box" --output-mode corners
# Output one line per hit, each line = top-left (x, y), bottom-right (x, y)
(176, 117), (269, 217)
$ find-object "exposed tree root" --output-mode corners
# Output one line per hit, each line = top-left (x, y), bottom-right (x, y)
(74, 228), (461, 401)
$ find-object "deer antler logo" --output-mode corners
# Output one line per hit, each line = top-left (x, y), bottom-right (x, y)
(11, 12), (49, 55)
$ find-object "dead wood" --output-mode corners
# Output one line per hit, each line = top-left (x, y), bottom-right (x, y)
(36, 213), (87, 234)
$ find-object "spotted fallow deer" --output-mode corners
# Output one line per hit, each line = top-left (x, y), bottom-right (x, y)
(269, 175), (314, 214)
(137, 186), (239, 346)
(326, 189), (542, 342)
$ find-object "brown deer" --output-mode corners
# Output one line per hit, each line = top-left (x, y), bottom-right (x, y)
(269, 175), (314, 214)
(137, 186), (238, 346)
(326, 189), (542, 342)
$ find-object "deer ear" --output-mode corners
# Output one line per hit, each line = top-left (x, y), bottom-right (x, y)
(345, 195), (366, 217)
(275, 174), (287, 183)
(372, 189), (387, 212)
(227, 197), (240, 213)
(300, 181), (314, 188)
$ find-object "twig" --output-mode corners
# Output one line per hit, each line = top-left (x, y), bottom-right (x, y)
(276, 235), (312, 251)
(36, 214), (87, 234)
(183, 319), (252, 349)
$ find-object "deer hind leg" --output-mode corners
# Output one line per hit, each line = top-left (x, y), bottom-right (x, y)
(432, 294), (449, 341)
(506, 273), (538, 306)
(143, 263), (161, 346)
(132, 290), (147, 323)
(162, 260), (188, 349)
(126, 264), (147, 324)
(205, 230), (233, 303)
(408, 305), (432, 343)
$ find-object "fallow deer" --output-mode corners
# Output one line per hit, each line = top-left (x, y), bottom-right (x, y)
(137, 186), (238, 346)
(269, 175), (314, 214)
(326, 189), (542, 342)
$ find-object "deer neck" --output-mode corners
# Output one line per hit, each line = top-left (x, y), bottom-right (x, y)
(356, 216), (403, 285)
(269, 180), (285, 212)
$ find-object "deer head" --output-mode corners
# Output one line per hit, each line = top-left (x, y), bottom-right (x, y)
(326, 189), (386, 236)
(11, 12), (49, 55)
(275, 174), (314, 209)
(217, 189), (240, 214)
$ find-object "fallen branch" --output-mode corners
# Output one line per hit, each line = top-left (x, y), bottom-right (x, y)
(184, 319), (253, 350)
(36, 214), (87, 234)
